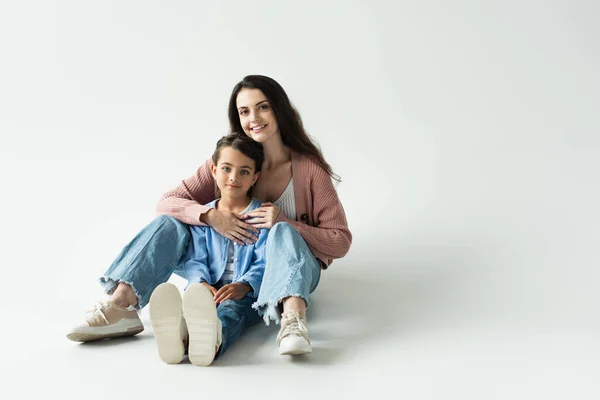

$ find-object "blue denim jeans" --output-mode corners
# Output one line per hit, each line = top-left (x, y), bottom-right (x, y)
(100, 215), (191, 309)
(213, 290), (262, 357)
(252, 222), (321, 325)
(100, 216), (321, 355)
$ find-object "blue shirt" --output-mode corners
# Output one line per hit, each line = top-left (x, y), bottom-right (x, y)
(183, 198), (268, 298)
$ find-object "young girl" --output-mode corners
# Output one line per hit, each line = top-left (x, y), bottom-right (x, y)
(148, 134), (268, 366)
(68, 75), (351, 357)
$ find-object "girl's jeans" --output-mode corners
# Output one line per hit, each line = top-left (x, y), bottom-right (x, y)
(100, 215), (321, 356)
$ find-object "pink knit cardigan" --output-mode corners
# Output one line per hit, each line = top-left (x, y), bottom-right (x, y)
(156, 151), (352, 268)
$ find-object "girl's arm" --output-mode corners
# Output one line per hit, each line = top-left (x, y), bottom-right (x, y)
(237, 228), (268, 296)
(183, 227), (212, 286)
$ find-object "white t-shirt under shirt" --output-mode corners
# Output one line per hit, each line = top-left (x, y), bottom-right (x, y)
(220, 202), (252, 284)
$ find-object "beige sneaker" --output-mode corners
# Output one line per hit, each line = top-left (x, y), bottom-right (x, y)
(278, 310), (311, 355)
(67, 301), (144, 342)
(182, 283), (222, 367)
(149, 283), (189, 364)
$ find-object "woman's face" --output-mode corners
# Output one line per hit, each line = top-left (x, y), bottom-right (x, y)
(236, 88), (279, 143)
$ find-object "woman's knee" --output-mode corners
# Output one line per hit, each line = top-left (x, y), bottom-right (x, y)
(268, 222), (301, 244)
(152, 215), (189, 236)
(153, 214), (179, 225)
(266, 222), (314, 263)
(271, 221), (294, 232)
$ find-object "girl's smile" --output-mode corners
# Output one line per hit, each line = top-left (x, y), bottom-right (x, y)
(211, 147), (259, 203)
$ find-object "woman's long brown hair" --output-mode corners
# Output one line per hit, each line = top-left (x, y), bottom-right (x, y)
(228, 75), (340, 182)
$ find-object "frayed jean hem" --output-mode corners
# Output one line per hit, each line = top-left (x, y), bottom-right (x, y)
(252, 293), (309, 326)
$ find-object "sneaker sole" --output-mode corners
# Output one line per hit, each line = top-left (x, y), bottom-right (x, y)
(67, 320), (144, 343)
(149, 283), (185, 364)
(183, 284), (218, 367)
(279, 339), (312, 355)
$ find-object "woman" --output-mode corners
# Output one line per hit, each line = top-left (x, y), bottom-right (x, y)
(68, 75), (352, 356)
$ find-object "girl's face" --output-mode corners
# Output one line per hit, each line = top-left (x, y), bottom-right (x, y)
(211, 146), (259, 199)
(236, 88), (279, 143)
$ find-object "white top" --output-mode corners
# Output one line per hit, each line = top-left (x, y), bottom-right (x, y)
(273, 178), (296, 220)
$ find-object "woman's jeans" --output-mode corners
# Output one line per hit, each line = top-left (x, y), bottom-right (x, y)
(100, 215), (321, 356)
(252, 222), (321, 325)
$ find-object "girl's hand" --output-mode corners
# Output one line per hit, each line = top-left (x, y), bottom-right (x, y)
(200, 282), (218, 297)
(245, 202), (281, 229)
(203, 209), (259, 245)
(213, 282), (251, 304)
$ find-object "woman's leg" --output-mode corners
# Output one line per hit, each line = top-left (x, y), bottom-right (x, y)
(99, 215), (191, 309)
(67, 215), (191, 342)
(108, 282), (139, 309)
(252, 222), (321, 355)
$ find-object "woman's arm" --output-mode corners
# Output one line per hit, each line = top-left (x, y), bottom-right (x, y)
(156, 159), (217, 226)
(275, 164), (352, 266)
(156, 159), (259, 244)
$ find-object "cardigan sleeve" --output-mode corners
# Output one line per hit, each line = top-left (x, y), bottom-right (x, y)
(275, 162), (352, 266)
(156, 159), (218, 226)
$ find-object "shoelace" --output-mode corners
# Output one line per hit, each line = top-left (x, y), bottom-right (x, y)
(277, 310), (308, 343)
(87, 301), (110, 325)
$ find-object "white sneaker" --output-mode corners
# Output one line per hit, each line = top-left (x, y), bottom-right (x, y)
(182, 283), (222, 366)
(278, 310), (312, 355)
(67, 301), (143, 342)
(149, 283), (188, 364)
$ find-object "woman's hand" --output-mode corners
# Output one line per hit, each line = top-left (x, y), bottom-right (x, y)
(202, 209), (259, 245)
(213, 282), (251, 304)
(245, 202), (282, 229)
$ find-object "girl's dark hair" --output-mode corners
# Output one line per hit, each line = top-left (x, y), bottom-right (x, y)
(212, 134), (264, 196)
(228, 75), (340, 182)
(213, 134), (264, 172)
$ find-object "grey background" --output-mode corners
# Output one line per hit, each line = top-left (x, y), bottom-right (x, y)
(1, 1), (598, 399)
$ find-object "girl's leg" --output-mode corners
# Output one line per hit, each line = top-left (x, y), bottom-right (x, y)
(178, 284), (254, 366)
(252, 222), (321, 355)
(216, 296), (256, 358)
(67, 215), (191, 342)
